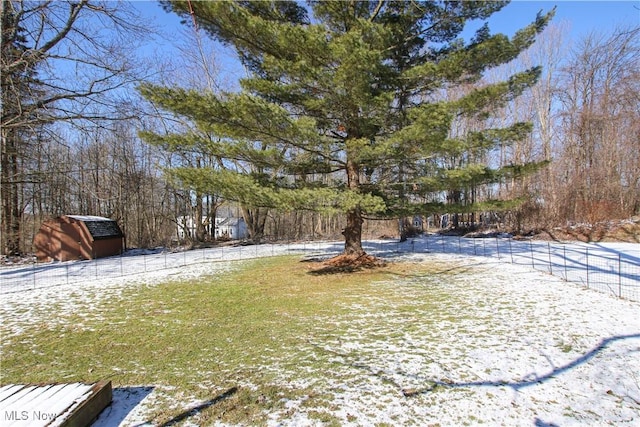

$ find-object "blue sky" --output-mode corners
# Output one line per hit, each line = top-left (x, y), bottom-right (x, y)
(135, 1), (639, 39)
(489, 1), (639, 38)
(133, 0), (640, 84)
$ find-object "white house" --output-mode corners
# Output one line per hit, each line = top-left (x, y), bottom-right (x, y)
(215, 217), (248, 240)
(176, 216), (248, 240)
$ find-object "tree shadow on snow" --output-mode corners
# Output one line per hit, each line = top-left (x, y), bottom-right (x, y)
(534, 418), (560, 427)
(312, 333), (640, 398)
(406, 333), (640, 396)
(92, 385), (238, 427)
(158, 387), (238, 426)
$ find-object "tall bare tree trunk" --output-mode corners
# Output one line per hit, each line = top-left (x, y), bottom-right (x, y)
(1, 128), (21, 255)
(241, 206), (267, 243)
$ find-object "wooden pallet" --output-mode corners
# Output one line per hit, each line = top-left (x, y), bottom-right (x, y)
(0, 380), (112, 427)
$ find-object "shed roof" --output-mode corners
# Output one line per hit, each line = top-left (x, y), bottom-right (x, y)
(65, 215), (124, 239)
(67, 215), (113, 222)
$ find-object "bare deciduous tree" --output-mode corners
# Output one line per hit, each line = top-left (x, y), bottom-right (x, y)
(556, 25), (640, 223)
(1, 0), (152, 255)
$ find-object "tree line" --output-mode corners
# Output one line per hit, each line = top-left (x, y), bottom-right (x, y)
(1, 0), (638, 256)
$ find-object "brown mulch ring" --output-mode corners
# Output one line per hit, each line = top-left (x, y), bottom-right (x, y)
(307, 253), (388, 275)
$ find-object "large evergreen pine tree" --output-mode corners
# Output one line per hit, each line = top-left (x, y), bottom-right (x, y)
(140, 0), (553, 256)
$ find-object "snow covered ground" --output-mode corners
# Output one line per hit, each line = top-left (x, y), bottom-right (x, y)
(2, 236), (638, 301)
(1, 237), (639, 425)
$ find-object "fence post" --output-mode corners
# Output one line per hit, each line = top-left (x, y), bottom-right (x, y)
(563, 245), (568, 281)
(618, 254), (622, 298)
(33, 263), (36, 290)
(509, 239), (514, 264)
(530, 240), (535, 269)
(66, 262), (70, 285)
(495, 237), (500, 259)
(586, 247), (589, 288)
(547, 242), (553, 275)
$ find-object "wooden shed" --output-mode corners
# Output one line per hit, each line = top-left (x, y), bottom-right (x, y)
(34, 215), (125, 262)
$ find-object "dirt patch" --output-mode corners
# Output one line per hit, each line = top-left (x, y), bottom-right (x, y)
(307, 253), (388, 275)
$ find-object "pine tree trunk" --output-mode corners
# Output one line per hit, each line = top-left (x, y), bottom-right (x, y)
(343, 155), (365, 256)
(343, 207), (364, 255)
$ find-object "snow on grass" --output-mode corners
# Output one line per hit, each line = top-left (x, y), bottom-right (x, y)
(0, 260), (238, 339)
(2, 236), (637, 300)
(254, 254), (640, 426)
(1, 242), (639, 426)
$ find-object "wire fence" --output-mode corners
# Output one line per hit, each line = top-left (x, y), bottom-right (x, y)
(1, 236), (638, 302)
(364, 236), (640, 302)
(0, 241), (343, 295)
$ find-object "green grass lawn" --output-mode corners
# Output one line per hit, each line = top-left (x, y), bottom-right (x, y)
(1, 256), (454, 425)
(3, 254), (639, 426)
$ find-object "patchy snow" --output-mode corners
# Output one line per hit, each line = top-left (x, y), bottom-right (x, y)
(0, 241), (342, 294)
(287, 254), (639, 426)
(2, 237), (638, 300)
(1, 238), (639, 426)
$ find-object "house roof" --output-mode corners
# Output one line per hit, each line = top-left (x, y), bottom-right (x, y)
(217, 217), (243, 226)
